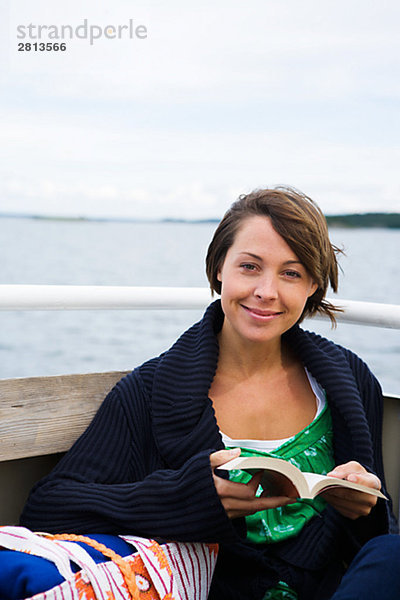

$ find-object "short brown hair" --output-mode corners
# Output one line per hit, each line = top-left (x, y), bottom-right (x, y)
(205, 186), (342, 324)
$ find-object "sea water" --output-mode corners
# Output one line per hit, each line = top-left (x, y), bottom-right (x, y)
(1, 217), (399, 394)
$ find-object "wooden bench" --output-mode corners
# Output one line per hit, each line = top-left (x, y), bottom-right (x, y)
(0, 371), (128, 525)
(0, 372), (399, 525)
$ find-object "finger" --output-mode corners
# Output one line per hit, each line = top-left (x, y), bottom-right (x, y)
(213, 473), (262, 500)
(345, 472), (381, 490)
(323, 489), (377, 518)
(210, 448), (241, 469)
(213, 473), (297, 507)
(324, 499), (376, 519)
(223, 495), (297, 519)
(327, 465), (381, 493)
(327, 461), (366, 479)
(324, 488), (377, 507)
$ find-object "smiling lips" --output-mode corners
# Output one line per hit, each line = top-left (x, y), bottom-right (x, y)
(241, 305), (283, 319)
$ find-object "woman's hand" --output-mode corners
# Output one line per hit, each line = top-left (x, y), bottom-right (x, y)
(323, 461), (382, 520)
(210, 449), (295, 520)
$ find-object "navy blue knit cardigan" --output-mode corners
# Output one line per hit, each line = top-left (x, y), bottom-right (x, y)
(21, 301), (398, 599)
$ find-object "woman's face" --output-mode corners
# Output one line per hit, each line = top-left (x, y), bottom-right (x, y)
(217, 216), (318, 347)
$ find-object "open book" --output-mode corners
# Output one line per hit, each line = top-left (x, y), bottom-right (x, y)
(219, 456), (387, 500)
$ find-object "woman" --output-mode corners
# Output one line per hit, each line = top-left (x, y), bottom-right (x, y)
(21, 187), (399, 599)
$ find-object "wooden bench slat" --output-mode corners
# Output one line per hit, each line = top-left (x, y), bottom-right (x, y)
(0, 371), (128, 461)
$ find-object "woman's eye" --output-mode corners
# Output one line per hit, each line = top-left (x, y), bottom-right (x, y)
(284, 270), (301, 279)
(240, 263), (257, 271)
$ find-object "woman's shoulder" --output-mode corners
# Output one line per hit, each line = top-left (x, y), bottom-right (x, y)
(113, 355), (162, 399)
(294, 326), (380, 393)
(294, 325), (366, 363)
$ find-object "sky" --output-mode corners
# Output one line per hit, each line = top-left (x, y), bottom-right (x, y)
(1, 0), (400, 219)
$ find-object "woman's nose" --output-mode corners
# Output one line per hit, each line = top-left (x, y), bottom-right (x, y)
(254, 274), (278, 300)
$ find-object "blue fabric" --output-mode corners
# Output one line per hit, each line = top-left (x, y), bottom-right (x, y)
(331, 534), (400, 600)
(0, 534), (134, 600)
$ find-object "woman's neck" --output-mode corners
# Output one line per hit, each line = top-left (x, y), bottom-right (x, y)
(217, 325), (287, 380)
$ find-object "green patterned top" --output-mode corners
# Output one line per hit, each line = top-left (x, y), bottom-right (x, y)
(226, 399), (334, 599)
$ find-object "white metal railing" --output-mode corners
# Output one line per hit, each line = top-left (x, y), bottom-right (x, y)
(0, 285), (399, 329)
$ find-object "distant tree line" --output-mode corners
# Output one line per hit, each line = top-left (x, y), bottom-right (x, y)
(1, 212), (399, 227)
(326, 213), (400, 228)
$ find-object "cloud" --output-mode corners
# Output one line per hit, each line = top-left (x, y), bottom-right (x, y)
(2, 0), (400, 217)
(6, 0), (400, 101)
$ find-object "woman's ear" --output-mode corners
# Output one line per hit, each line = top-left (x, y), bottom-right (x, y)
(217, 270), (222, 283)
(308, 281), (319, 297)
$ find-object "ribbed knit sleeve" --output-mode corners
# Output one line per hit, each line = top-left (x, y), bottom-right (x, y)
(341, 348), (398, 536)
(343, 349), (385, 473)
(20, 372), (237, 544)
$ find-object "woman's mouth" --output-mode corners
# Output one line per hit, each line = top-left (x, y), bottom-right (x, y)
(241, 305), (283, 320)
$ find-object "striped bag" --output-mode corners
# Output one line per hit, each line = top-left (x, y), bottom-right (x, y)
(0, 526), (218, 600)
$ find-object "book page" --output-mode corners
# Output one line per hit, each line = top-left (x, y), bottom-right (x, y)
(302, 472), (387, 499)
(220, 456), (307, 497)
(259, 470), (300, 498)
